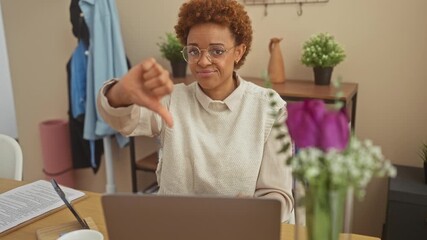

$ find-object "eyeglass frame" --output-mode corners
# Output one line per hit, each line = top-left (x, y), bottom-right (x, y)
(180, 45), (237, 64)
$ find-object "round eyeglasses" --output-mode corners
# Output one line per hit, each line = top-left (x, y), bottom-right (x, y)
(181, 45), (235, 64)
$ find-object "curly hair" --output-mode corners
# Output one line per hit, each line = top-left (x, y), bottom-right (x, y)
(175, 0), (252, 69)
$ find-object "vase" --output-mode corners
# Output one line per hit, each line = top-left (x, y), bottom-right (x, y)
(268, 37), (285, 83)
(170, 59), (187, 78)
(313, 67), (333, 85)
(294, 181), (353, 240)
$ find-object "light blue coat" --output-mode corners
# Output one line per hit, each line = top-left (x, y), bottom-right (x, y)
(79, 0), (128, 147)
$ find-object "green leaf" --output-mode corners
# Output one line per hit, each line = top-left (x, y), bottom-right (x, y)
(333, 101), (344, 110)
(336, 91), (344, 99)
(301, 33), (346, 67)
(269, 112), (278, 118)
(270, 101), (277, 107)
(278, 142), (291, 153)
(275, 133), (287, 140)
(158, 33), (184, 62)
(285, 157), (293, 165)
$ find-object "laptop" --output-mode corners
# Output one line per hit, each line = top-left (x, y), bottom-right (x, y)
(101, 194), (281, 240)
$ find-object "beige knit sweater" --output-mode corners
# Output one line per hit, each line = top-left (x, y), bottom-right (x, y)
(97, 75), (294, 222)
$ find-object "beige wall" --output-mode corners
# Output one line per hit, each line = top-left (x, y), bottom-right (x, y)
(2, 0), (427, 237)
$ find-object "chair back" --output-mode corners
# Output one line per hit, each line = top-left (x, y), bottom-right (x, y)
(0, 134), (23, 180)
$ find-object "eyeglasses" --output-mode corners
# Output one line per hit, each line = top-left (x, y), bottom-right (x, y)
(181, 45), (235, 64)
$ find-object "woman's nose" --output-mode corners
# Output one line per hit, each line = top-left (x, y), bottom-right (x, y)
(197, 51), (212, 66)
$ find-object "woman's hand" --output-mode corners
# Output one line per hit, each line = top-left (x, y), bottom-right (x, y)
(106, 58), (174, 127)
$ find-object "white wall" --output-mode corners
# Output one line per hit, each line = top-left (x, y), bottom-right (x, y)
(0, 2), (18, 138)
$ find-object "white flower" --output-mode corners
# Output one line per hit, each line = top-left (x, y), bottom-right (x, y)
(286, 137), (396, 199)
(305, 166), (320, 179)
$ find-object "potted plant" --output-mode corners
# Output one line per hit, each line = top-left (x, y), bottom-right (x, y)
(157, 32), (187, 78)
(419, 143), (427, 184)
(301, 33), (346, 85)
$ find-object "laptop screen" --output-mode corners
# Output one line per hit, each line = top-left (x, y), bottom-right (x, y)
(102, 194), (281, 240)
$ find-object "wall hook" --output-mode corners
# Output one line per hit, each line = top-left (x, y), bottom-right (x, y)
(297, 2), (303, 16)
(242, 0), (329, 17)
(264, 3), (268, 17)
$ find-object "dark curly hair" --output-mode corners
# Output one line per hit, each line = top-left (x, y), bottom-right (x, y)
(175, 0), (252, 69)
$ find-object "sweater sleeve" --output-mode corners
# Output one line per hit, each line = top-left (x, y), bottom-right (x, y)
(96, 79), (165, 137)
(254, 103), (294, 223)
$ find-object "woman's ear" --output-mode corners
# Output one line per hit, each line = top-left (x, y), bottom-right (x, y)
(234, 44), (246, 63)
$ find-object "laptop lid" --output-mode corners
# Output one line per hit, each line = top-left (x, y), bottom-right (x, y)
(101, 194), (281, 240)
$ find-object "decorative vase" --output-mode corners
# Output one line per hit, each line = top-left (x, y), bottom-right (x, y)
(170, 59), (187, 78)
(313, 67), (333, 86)
(268, 37), (285, 83)
(294, 181), (353, 240)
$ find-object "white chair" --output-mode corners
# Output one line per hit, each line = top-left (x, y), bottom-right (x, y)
(0, 134), (23, 180)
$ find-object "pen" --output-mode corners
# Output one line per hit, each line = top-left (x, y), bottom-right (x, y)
(50, 178), (90, 229)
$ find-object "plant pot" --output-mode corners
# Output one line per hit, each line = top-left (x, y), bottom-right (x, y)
(424, 162), (427, 184)
(170, 59), (187, 78)
(313, 67), (333, 86)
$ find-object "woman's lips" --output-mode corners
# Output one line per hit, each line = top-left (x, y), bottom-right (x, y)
(196, 70), (216, 78)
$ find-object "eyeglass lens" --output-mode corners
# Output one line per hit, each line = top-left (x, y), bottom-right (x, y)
(181, 45), (231, 63)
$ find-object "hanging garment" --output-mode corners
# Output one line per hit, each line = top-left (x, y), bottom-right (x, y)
(79, 0), (128, 148)
(67, 0), (103, 173)
(70, 40), (88, 119)
(70, 0), (89, 46)
(66, 59), (104, 173)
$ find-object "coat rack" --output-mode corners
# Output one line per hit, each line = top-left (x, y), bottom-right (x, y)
(243, 0), (329, 16)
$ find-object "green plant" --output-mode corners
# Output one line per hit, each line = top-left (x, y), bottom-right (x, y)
(419, 143), (427, 163)
(157, 33), (184, 62)
(301, 33), (346, 68)
(266, 72), (396, 240)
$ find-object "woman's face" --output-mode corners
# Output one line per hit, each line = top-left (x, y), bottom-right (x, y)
(186, 23), (245, 100)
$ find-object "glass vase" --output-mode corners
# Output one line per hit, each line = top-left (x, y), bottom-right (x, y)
(294, 181), (353, 240)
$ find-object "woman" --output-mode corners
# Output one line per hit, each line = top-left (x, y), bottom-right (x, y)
(97, 0), (294, 222)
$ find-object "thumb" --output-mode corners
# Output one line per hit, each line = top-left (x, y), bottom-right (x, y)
(150, 103), (174, 128)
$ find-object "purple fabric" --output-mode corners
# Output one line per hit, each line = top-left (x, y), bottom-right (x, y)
(319, 109), (349, 151)
(286, 99), (349, 152)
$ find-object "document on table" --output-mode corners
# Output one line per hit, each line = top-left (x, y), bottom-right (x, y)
(0, 180), (85, 234)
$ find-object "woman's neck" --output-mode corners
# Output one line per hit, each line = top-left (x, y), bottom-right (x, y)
(203, 75), (238, 101)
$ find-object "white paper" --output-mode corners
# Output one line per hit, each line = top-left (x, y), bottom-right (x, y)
(0, 180), (85, 233)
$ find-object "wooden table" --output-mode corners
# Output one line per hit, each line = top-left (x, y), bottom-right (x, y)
(0, 178), (108, 240)
(280, 224), (380, 240)
(1, 179), (378, 240)
(174, 76), (359, 131)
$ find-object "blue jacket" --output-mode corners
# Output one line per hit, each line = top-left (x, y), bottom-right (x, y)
(70, 40), (88, 119)
(79, 0), (128, 147)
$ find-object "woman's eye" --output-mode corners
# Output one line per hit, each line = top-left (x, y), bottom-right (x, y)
(210, 48), (225, 56)
(188, 48), (200, 56)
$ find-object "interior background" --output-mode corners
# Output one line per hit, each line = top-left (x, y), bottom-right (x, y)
(2, 0), (427, 237)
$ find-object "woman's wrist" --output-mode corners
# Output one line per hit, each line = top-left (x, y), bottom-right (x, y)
(105, 80), (133, 108)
